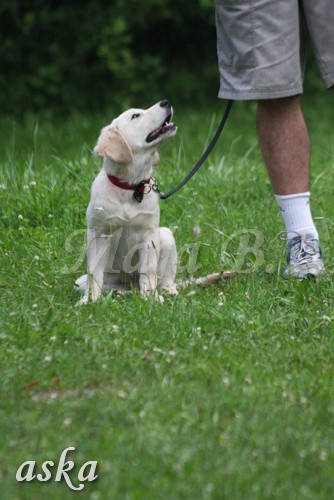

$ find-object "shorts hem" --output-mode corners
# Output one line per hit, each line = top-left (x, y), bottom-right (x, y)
(324, 74), (334, 90)
(218, 85), (303, 101)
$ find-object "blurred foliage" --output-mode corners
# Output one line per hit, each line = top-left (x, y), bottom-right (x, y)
(0, 0), (218, 114)
(0, 0), (325, 116)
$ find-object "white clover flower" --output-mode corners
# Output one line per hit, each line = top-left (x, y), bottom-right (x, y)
(63, 417), (72, 428)
(222, 377), (231, 387)
(194, 224), (201, 236)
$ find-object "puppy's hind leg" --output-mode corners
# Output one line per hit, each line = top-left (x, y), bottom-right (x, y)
(158, 227), (178, 295)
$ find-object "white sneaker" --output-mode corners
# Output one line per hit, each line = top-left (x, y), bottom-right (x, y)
(283, 233), (325, 279)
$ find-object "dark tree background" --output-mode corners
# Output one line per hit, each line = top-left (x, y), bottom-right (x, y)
(0, 0), (322, 116)
(0, 0), (219, 114)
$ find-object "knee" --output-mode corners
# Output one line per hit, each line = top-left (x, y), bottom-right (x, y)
(159, 228), (177, 262)
(159, 227), (175, 250)
(258, 95), (301, 114)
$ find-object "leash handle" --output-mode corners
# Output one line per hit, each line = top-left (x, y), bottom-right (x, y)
(159, 99), (234, 200)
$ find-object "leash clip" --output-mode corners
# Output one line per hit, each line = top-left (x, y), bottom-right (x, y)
(151, 179), (166, 199)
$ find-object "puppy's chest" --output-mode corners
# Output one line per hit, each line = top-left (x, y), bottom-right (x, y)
(110, 209), (158, 229)
(93, 197), (160, 231)
(107, 203), (160, 252)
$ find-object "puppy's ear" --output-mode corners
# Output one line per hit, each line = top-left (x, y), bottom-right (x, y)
(94, 127), (133, 164)
(152, 151), (160, 167)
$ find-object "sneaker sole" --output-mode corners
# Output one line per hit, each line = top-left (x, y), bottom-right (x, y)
(283, 266), (325, 279)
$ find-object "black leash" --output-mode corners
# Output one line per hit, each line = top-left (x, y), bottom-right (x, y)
(153, 99), (234, 200)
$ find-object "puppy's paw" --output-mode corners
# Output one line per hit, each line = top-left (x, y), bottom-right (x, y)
(161, 284), (178, 296)
(76, 296), (89, 306)
(141, 289), (164, 303)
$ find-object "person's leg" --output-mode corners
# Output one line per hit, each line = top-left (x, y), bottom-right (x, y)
(257, 94), (318, 240)
(215, 0), (325, 277)
(257, 95), (324, 277)
(257, 95), (318, 238)
(257, 95), (309, 196)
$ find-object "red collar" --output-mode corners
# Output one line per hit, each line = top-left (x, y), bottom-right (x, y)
(107, 173), (150, 191)
(106, 173), (151, 203)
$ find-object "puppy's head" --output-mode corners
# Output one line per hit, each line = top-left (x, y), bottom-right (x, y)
(94, 100), (177, 164)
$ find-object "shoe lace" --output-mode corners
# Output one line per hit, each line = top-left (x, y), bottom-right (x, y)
(278, 231), (319, 265)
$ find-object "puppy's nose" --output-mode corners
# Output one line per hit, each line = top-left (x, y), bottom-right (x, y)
(159, 99), (170, 108)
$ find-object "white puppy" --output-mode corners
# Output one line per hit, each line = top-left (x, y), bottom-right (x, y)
(76, 100), (178, 304)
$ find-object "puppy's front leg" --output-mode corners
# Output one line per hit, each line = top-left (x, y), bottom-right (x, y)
(138, 234), (160, 300)
(158, 227), (178, 295)
(80, 228), (110, 304)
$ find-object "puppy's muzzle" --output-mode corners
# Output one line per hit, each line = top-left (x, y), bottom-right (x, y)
(146, 103), (176, 143)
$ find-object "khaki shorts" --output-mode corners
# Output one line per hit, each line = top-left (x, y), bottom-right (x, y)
(215, 0), (334, 100)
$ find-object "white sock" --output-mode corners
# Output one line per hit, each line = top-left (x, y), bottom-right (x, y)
(275, 192), (319, 241)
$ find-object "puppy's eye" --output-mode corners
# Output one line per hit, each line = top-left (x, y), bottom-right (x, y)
(131, 113), (141, 120)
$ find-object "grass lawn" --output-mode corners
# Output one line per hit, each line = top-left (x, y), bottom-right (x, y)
(1, 94), (334, 499)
